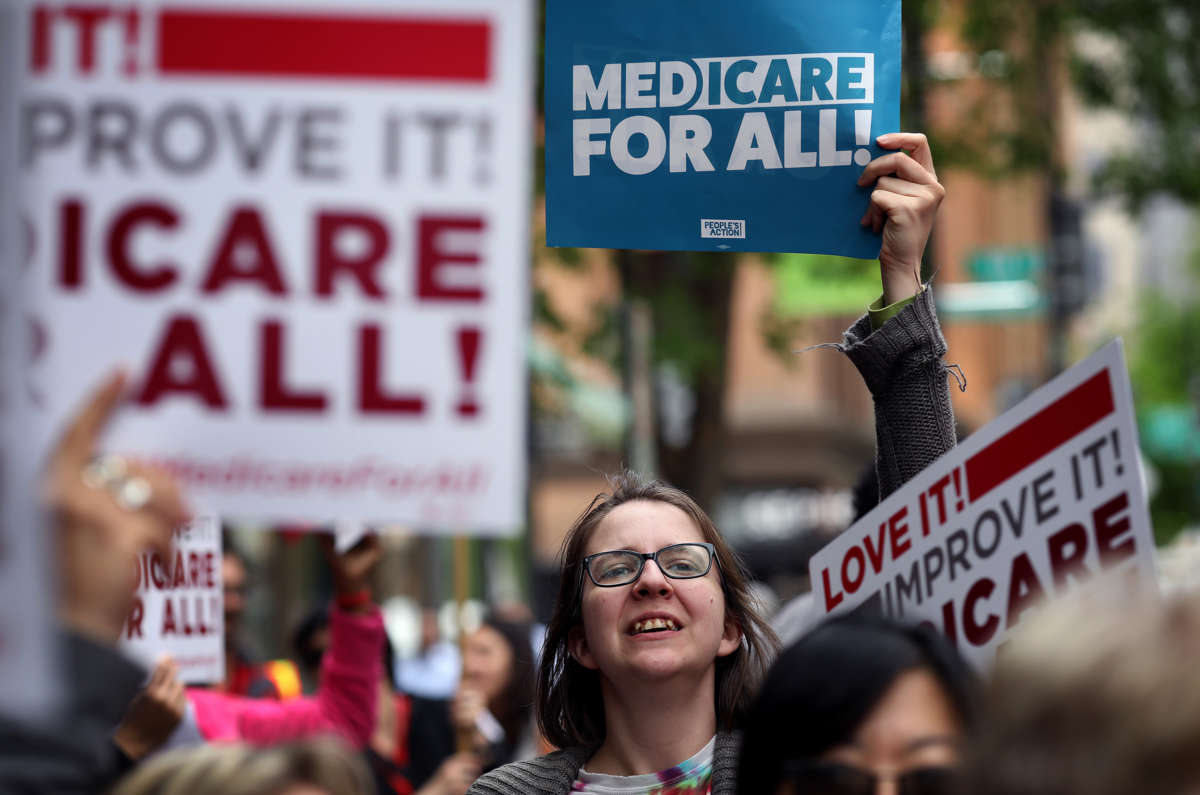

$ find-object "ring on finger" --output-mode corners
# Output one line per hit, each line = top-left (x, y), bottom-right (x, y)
(115, 476), (154, 512)
(82, 454), (128, 490)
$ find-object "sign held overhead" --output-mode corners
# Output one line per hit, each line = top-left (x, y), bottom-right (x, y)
(809, 341), (1157, 668)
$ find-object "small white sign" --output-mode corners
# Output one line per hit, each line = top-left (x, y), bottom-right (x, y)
(700, 219), (746, 238)
(121, 516), (225, 684)
(809, 341), (1157, 668)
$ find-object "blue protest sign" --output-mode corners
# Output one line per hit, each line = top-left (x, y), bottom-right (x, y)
(545, 0), (901, 256)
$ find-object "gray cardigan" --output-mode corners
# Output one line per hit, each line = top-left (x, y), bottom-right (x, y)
(468, 288), (957, 795)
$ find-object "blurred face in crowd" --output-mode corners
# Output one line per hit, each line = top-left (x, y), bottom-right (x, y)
(461, 624), (514, 706)
(222, 553), (247, 636)
(570, 499), (739, 685)
(790, 668), (961, 795)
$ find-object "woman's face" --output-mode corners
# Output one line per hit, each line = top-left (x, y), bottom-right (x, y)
(791, 668), (962, 795)
(570, 499), (740, 686)
(461, 624), (515, 706)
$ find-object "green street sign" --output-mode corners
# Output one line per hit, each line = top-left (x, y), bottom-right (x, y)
(966, 247), (1046, 283)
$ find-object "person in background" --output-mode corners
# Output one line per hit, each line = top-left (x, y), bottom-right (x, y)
(405, 614), (540, 788)
(966, 589), (1200, 795)
(396, 608), (461, 701)
(0, 371), (189, 793)
(296, 611), (535, 795)
(737, 612), (978, 794)
(112, 535), (385, 760)
(220, 534), (303, 700)
(111, 738), (373, 795)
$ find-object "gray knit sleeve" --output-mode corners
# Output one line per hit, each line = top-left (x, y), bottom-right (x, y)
(839, 286), (958, 500)
(467, 747), (589, 795)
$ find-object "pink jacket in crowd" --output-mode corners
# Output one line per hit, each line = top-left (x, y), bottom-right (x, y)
(187, 606), (383, 747)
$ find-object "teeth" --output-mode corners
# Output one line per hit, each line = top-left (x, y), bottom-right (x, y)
(632, 618), (679, 634)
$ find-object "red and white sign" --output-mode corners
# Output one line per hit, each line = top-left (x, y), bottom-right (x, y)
(809, 341), (1157, 667)
(17, 0), (533, 533)
(121, 516), (224, 684)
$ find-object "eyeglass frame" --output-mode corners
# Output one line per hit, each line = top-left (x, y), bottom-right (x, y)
(578, 541), (719, 591)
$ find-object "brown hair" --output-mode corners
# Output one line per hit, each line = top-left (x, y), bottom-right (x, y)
(535, 470), (780, 749)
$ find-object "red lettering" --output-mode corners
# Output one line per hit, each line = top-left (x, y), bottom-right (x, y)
(62, 6), (112, 74)
(1005, 553), (1045, 630)
(821, 567), (843, 612)
(927, 474), (952, 524)
(188, 552), (200, 588)
(315, 211), (389, 299)
(135, 315), (229, 409)
(107, 201), (180, 291)
(416, 215), (484, 302)
(357, 324), (425, 415)
(939, 599), (957, 648)
(125, 596), (144, 639)
(963, 577), (999, 647)
(60, 198), (84, 288)
(260, 321), (328, 412)
(150, 553), (166, 589)
(840, 546), (865, 594)
(161, 596), (177, 636)
(862, 524), (887, 574)
(32, 6), (52, 72)
(888, 506), (911, 559)
(1047, 522), (1091, 590)
(204, 552), (215, 588)
(200, 207), (287, 296)
(1093, 492), (1134, 566)
(171, 549), (186, 588)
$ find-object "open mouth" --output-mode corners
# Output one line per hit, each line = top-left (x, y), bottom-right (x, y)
(630, 617), (680, 635)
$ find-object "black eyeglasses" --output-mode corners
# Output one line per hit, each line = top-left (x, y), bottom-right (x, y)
(782, 761), (960, 795)
(581, 542), (717, 588)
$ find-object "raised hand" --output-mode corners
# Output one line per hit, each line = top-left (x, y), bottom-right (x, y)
(45, 371), (190, 642)
(320, 533), (383, 603)
(857, 132), (946, 305)
(112, 656), (188, 760)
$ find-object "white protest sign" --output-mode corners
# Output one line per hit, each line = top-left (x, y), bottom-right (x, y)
(17, 0), (532, 533)
(121, 515), (224, 684)
(0, 3), (57, 720)
(809, 341), (1157, 668)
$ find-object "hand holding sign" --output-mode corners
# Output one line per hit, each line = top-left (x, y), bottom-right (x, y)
(321, 533), (382, 610)
(857, 133), (945, 305)
(44, 371), (190, 643)
(112, 656), (188, 761)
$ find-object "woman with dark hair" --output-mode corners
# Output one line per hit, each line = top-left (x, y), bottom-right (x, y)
(738, 612), (978, 795)
(404, 614), (540, 788)
(470, 133), (958, 795)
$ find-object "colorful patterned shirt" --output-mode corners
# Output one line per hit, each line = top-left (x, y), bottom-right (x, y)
(570, 736), (714, 795)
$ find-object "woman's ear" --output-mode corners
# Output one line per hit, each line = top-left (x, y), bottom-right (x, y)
(568, 625), (598, 670)
(716, 616), (742, 658)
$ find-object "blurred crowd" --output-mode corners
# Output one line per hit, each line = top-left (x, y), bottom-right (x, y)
(2, 110), (1195, 795)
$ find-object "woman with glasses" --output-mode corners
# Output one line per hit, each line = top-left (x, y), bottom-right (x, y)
(737, 613), (978, 795)
(469, 132), (955, 795)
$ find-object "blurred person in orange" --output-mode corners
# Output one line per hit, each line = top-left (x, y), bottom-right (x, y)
(218, 535), (302, 700)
